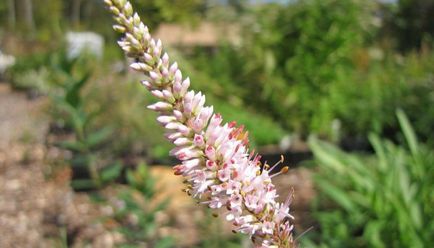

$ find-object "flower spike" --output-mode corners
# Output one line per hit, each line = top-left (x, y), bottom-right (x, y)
(104, 0), (295, 247)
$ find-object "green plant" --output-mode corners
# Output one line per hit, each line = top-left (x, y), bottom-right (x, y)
(382, 0), (434, 51)
(190, 10), (434, 145)
(129, 0), (204, 29)
(186, 0), (382, 140)
(8, 51), (53, 91)
(305, 110), (434, 247)
(12, 67), (52, 95)
(110, 163), (173, 248)
(172, 47), (286, 147)
(87, 73), (173, 163)
(49, 55), (121, 190)
(9, 50), (93, 95)
(237, 0), (374, 135)
(195, 209), (244, 248)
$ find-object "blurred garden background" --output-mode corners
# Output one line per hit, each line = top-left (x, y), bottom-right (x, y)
(0, 0), (433, 247)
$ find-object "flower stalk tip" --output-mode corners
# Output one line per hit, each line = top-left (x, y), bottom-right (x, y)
(104, 0), (295, 247)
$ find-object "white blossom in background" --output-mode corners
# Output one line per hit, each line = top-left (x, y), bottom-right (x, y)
(66, 32), (104, 60)
(104, 0), (296, 247)
(0, 51), (16, 75)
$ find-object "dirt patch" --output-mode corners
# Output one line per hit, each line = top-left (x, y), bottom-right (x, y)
(0, 84), (120, 247)
(0, 83), (48, 149)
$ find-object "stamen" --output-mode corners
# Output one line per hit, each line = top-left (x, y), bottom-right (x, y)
(285, 187), (295, 206)
(268, 155), (285, 173)
(263, 163), (270, 170)
(294, 226), (314, 241)
(270, 166), (289, 178)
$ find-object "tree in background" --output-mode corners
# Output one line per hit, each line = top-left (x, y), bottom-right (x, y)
(390, 0), (434, 51)
(6, 0), (16, 29)
(129, 0), (206, 29)
(1, 0), (36, 34)
(236, 0), (375, 135)
(0, 0), (205, 41)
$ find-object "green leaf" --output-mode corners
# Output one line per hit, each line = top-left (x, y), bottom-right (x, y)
(410, 202), (422, 230)
(316, 178), (356, 212)
(155, 237), (174, 248)
(126, 169), (136, 186)
(85, 126), (113, 149)
(308, 136), (346, 173)
(153, 198), (170, 213)
(101, 162), (122, 184)
(56, 140), (85, 152)
(368, 134), (387, 171)
(71, 179), (95, 190)
(71, 155), (92, 168)
(396, 109), (418, 156)
(65, 72), (91, 108)
(363, 221), (385, 248)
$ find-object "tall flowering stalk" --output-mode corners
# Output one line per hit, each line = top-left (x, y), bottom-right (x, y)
(104, 0), (295, 247)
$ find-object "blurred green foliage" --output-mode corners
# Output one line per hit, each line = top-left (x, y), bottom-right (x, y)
(306, 110), (434, 247)
(87, 73), (173, 163)
(47, 53), (122, 190)
(0, 0), (205, 41)
(108, 164), (173, 247)
(382, 0), (434, 51)
(222, 0), (373, 136)
(130, 0), (205, 29)
(170, 47), (287, 147)
(188, 0), (434, 145)
(4, 0), (434, 147)
(7, 51), (54, 93)
(195, 209), (244, 248)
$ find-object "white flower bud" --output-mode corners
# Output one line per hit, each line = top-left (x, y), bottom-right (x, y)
(174, 69), (182, 83)
(123, 2), (133, 16)
(157, 116), (176, 125)
(133, 13), (141, 26)
(162, 53), (169, 66)
(140, 80), (152, 89)
(110, 6), (120, 16)
(151, 90), (164, 98)
(180, 77), (190, 97)
(113, 25), (125, 33)
(169, 62), (178, 75)
(130, 62), (151, 72)
(149, 71), (160, 81)
(174, 137), (191, 146)
(147, 102), (172, 111)
(143, 53), (153, 64)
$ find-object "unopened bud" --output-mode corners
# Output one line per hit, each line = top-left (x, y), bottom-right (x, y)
(109, 6), (120, 16)
(123, 2), (133, 16)
(113, 25), (125, 33)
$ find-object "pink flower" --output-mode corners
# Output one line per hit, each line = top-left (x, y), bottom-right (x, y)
(210, 184), (223, 195)
(217, 168), (231, 182)
(193, 134), (205, 147)
(104, 1), (295, 246)
(226, 180), (241, 195)
(209, 196), (224, 209)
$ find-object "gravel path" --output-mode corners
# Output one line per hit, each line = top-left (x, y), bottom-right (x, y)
(0, 83), (48, 149)
(0, 84), (115, 247)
